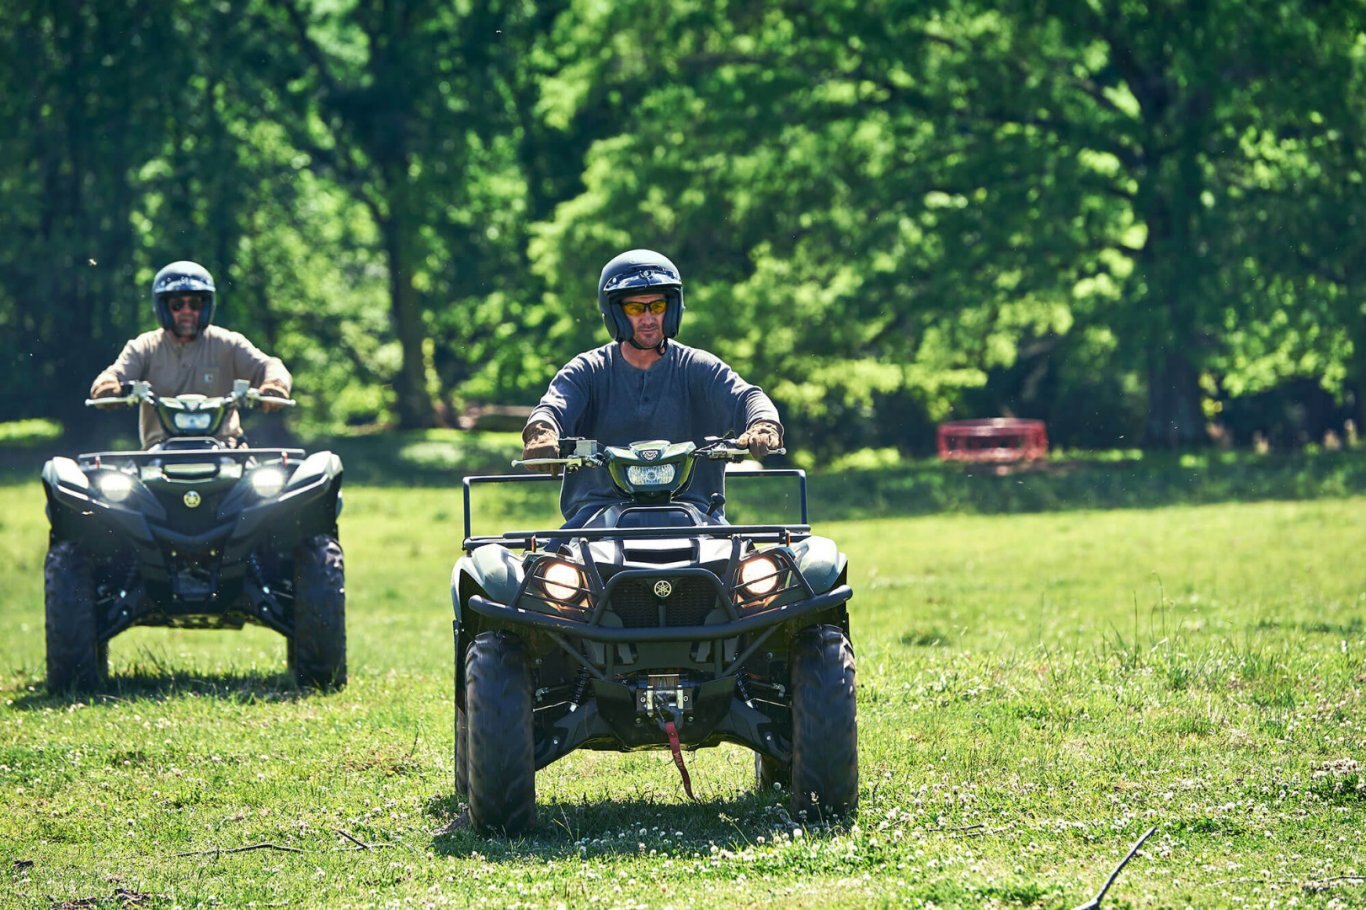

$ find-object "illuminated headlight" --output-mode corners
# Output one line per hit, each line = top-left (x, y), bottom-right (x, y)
(249, 467), (287, 497)
(626, 463), (676, 486)
(542, 560), (585, 603)
(172, 411), (213, 432)
(738, 555), (780, 597)
(98, 471), (135, 503)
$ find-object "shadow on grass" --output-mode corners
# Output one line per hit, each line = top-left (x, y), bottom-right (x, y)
(10, 667), (327, 710)
(427, 788), (851, 859)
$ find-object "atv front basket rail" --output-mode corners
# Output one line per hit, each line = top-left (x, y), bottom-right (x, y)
(77, 447), (307, 467)
(461, 471), (810, 552)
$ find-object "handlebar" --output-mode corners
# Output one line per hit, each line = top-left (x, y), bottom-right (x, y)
(511, 440), (786, 472)
(86, 380), (295, 410)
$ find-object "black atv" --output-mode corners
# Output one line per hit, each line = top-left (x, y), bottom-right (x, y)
(451, 437), (856, 833)
(41, 380), (345, 691)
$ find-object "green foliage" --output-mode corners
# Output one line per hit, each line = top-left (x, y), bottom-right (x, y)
(0, 0), (1361, 455)
(0, 419), (61, 446)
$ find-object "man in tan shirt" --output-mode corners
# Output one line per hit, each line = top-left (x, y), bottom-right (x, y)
(90, 260), (292, 448)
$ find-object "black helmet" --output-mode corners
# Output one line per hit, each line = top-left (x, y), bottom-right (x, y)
(597, 249), (684, 342)
(151, 260), (216, 332)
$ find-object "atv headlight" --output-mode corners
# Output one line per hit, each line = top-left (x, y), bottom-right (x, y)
(542, 560), (586, 603)
(249, 466), (287, 498)
(97, 471), (135, 503)
(738, 554), (780, 598)
(172, 411), (214, 432)
(626, 463), (676, 487)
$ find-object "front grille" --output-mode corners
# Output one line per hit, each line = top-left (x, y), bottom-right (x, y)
(607, 576), (719, 628)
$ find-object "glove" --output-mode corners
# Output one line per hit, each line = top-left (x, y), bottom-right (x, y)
(91, 378), (124, 409)
(736, 419), (783, 460)
(520, 420), (561, 475)
(257, 381), (290, 413)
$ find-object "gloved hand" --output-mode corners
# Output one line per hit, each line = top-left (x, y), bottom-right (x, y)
(736, 419), (783, 460)
(257, 381), (290, 413)
(521, 420), (562, 475)
(90, 378), (124, 409)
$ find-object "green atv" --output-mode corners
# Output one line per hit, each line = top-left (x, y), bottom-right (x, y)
(451, 437), (856, 833)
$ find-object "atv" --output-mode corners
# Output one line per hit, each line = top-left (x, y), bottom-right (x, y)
(41, 379), (345, 691)
(451, 437), (856, 834)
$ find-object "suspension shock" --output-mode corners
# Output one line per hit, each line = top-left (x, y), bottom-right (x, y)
(568, 666), (591, 712)
(734, 673), (755, 708)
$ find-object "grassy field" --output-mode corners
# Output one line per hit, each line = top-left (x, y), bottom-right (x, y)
(0, 455), (1363, 908)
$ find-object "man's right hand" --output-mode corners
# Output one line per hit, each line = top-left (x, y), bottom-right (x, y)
(521, 421), (562, 475)
(90, 378), (124, 409)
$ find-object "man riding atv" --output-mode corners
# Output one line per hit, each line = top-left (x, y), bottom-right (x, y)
(521, 248), (784, 521)
(89, 260), (291, 448)
(43, 260), (345, 692)
(453, 250), (855, 834)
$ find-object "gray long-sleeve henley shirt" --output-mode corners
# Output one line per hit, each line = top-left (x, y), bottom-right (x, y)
(528, 341), (781, 520)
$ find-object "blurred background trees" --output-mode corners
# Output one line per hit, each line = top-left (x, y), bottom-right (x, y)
(2, 0), (1360, 455)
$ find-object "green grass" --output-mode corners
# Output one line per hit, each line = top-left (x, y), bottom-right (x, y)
(1, 471), (1364, 907)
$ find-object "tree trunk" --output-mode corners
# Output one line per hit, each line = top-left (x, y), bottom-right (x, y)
(1144, 345), (1205, 449)
(382, 206), (435, 430)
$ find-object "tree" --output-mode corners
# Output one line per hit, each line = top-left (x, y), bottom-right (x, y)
(529, 0), (1365, 449)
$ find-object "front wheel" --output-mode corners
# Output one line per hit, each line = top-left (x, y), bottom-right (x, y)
(790, 625), (858, 819)
(45, 541), (107, 692)
(290, 535), (347, 689)
(465, 631), (535, 834)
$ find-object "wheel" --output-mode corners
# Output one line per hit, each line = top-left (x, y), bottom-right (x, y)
(45, 541), (107, 692)
(290, 535), (347, 689)
(465, 631), (536, 834)
(454, 704), (469, 798)
(789, 624), (858, 819)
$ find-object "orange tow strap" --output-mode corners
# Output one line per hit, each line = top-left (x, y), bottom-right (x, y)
(664, 720), (696, 801)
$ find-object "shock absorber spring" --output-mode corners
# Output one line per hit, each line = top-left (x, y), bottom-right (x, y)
(568, 667), (591, 711)
(734, 673), (754, 707)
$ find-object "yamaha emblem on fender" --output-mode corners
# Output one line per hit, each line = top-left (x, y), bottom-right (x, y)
(183, 490), (202, 509)
(653, 580), (673, 598)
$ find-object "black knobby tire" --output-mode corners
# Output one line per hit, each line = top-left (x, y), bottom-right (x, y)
(453, 704), (469, 798)
(290, 535), (347, 689)
(790, 624), (858, 819)
(465, 631), (536, 834)
(45, 541), (107, 692)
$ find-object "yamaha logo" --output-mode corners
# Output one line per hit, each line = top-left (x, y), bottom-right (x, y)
(653, 580), (673, 598)
(183, 490), (202, 509)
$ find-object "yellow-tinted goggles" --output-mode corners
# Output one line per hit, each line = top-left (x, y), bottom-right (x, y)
(620, 299), (667, 317)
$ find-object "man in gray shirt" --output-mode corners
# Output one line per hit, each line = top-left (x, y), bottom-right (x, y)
(521, 248), (783, 524)
(90, 260), (291, 448)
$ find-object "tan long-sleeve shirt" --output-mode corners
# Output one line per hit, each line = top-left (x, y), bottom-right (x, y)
(91, 326), (291, 447)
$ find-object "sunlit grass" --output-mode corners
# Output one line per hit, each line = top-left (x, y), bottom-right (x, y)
(1, 476), (1363, 908)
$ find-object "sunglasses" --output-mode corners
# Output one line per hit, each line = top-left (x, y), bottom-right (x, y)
(167, 296), (204, 312)
(620, 299), (667, 317)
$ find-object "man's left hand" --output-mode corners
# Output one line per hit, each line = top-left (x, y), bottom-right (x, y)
(258, 381), (290, 412)
(736, 420), (783, 459)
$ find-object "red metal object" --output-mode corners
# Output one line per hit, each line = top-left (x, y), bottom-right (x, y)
(937, 418), (1049, 463)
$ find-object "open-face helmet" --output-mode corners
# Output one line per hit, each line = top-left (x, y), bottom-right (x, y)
(597, 249), (684, 342)
(151, 260), (216, 332)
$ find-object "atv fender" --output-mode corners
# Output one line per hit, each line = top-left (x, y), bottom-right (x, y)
(790, 535), (847, 594)
(42, 457), (166, 538)
(453, 545), (525, 622)
(281, 451), (344, 500)
(42, 457), (90, 497)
